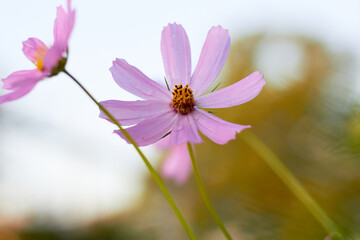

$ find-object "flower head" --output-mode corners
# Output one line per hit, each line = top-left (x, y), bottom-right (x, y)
(0, 0), (75, 104)
(100, 23), (265, 146)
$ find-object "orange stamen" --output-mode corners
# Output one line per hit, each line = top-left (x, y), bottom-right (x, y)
(171, 84), (195, 114)
(34, 45), (48, 70)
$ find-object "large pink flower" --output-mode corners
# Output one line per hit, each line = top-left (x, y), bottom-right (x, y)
(0, 0), (75, 104)
(100, 23), (265, 146)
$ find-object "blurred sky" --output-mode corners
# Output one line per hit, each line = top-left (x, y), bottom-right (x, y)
(0, 0), (359, 226)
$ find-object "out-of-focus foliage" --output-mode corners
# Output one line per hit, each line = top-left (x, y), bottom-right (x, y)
(6, 34), (360, 239)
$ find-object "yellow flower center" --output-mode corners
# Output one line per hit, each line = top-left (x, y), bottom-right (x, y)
(34, 45), (48, 71)
(171, 83), (195, 114)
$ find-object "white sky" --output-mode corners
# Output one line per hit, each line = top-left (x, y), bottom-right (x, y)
(0, 0), (359, 226)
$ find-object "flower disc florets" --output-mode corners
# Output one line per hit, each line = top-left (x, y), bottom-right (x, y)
(171, 83), (195, 114)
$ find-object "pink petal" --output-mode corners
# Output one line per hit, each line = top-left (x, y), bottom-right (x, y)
(169, 114), (203, 145)
(0, 87), (36, 104)
(189, 26), (230, 96)
(67, 0), (72, 12)
(22, 38), (48, 64)
(161, 23), (191, 87)
(43, 45), (63, 73)
(42, 0), (75, 73)
(99, 100), (172, 126)
(196, 71), (265, 108)
(162, 143), (192, 184)
(53, 0), (75, 54)
(110, 59), (171, 101)
(114, 110), (178, 146)
(2, 70), (45, 90)
(0, 69), (45, 104)
(192, 109), (250, 144)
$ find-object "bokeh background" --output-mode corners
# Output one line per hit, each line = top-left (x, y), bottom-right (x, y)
(0, 0), (359, 239)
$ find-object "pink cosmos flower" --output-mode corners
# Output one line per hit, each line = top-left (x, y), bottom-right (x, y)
(100, 23), (265, 146)
(157, 137), (192, 184)
(0, 0), (75, 104)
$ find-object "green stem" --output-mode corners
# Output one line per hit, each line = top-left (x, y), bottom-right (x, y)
(64, 70), (197, 240)
(187, 143), (232, 240)
(240, 130), (342, 237)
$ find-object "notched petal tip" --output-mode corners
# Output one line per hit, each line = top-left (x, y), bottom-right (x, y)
(22, 38), (48, 65)
(208, 25), (230, 40)
(109, 59), (119, 71)
(111, 58), (132, 71)
(254, 71), (266, 87)
(251, 71), (265, 84)
(113, 58), (127, 66)
(53, 0), (75, 56)
(216, 124), (251, 145)
(254, 70), (264, 77)
(67, 0), (72, 12)
(210, 25), (228, 33)
(22, 38), (37, 48)
(218, 125), (251, 145)
(163, 22), (183, 30)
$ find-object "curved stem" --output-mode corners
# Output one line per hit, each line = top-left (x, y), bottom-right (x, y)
(240, 130), (342, 237)
(64, 70), (197, 240)
(187, 143), (232, 240)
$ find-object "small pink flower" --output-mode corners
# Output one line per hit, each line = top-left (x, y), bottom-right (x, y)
(100, 23), (265, 146)
(0, 0), (75, 104)
(157, 137), (192, 184)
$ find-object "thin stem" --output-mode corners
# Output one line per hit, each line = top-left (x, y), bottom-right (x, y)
(240, 130), (342, 237)
(63, 70), (197, 240)
(187, 143), (232, 240)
